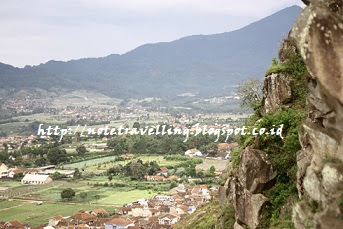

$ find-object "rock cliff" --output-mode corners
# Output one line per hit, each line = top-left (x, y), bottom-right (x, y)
(174, 1), (342, 228)
(218, 0), (343, 228)
(290, 0), (343, 228)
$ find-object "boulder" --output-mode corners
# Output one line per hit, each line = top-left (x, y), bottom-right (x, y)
(303, 166), (322, 202)
(237, 148), (277, 194)
(292, 201), (314, 229)
(234, 221), (245, 229)
(218, 178), (229, 207)
(226, 148), (276, 229)
(321, 163), (343, 193)
(261, 73), (292, 115)
(235, 189), (269, 229)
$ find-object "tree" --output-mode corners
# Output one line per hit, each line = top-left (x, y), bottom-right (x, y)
(51, 172), (62, 180)
(79, 192), (88, 202)
(124, 160), (147, 180)
(76, 145), (87, 156)
(148, 161), (160, 175)
(3, 143), (8, 152)
(170, 181), (178, 189)
(237, 78), (263, 110)
(95, 194), (100, 204)
(207, 165), (216, 177)
(74, 168), (82, 179)
(61, 188), (75, 200)
(108, 175), (113, 182)
(132, 122), (140, 129)
(47, 147), (69, 165)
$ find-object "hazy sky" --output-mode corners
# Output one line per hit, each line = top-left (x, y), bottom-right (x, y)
(0, 0), (304, 67)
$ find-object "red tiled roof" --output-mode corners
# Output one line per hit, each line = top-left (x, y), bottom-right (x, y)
(70, 210), (96, 222)
(92, 208), (108, 215)
(218, 143), (229, 150)
(107, 217), (133, 226)
(160, 167), (168, 173)
(52, 215), (63, 221)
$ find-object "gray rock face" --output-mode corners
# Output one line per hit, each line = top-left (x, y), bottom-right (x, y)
(224, 148), (276, 229)
(261, 73), (292, 115)
(290, 0), (343, 144)
(290, 0), (343, 228)
(218, 2), (343, 228)
(237, 148), (277, 194)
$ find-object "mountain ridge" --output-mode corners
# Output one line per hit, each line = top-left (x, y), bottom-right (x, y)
(0, 5), (302, 98)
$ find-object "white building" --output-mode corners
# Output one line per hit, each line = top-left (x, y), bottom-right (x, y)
(158, 213), (179, 225)
(21, 174), (52, 185)
(184, 148), (203, 157)
(0, 163), (9, 178)
(154, 195), (174, 202)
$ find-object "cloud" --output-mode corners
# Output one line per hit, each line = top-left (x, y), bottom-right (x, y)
(0, 0), (304, 67)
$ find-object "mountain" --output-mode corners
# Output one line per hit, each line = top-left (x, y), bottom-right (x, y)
(0, 5), (302, 99)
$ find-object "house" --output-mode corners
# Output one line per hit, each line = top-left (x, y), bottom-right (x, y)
(172, 194), (183, 203)
(154, 195), (174, 202)
(215, 171), (223, 178)
(190, 187), (202, 196)
(91, 208), (108, 217)
(21, 174), (52, 185)
(41, 169), (75, 178)
(69, 210), (97, 223)
(48, 216), (64, 227)
(137, 198), (148, 207)
(217, 151), (229, 159)
(89, 218), (111, 228)
(170, 205), (188, 215)
(0, 163), (9, 178)
(158, 213), (179, 225)
(228, 142), (239, 150)
(105, 217), (134, 229)
(23, 169), (40, 175)
(117, 207), (132, 215)
(3, 220), (27, 229)
(157, 167), (169, 177)
(131, 206), (152, 218)
(145, 175), (164, 181)
(164, 175), (178, 182)
(150, 209), (160, 216)
(184, 149), (202, 157)
(217, 143), (230, 152)
(120, 154), (135, 160)
(8, 169), (24, 178)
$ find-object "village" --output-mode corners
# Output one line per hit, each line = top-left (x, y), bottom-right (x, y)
(0, 90), (243, 228)
(0, 135), (238, 228)
(0, 183), (216, 229)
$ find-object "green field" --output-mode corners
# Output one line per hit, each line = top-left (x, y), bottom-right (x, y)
(62, 155), (117, 169)
(195, 158), (228, 171)
(0, 179), (24, 188)
(0, 200), (23, 209)
(97, 189), (158, 204)
(62, 155), (184, 171)
(0, 201), (115, 226)
(38, 182), (160, 203)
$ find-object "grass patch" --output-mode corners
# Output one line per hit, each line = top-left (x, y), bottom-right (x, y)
(174, 197), (221, 229)
(0, 201), (115, 226)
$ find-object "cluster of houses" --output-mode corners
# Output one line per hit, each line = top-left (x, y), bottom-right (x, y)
(0, 163), (74, 185)
(0, 184), (216, 229)
(216, 142), (238, 160)
(184, 142), (238, 160)
(144, 166), (179, 182)
(0, 136), (37, 152)
(2, 97), (47, 114)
